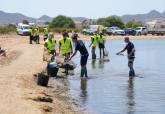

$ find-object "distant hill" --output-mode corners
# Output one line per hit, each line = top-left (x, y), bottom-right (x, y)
(0, 11), (35, 25)
(38, 15), (53, 22)
(72, 17), (88, 22)
(121, 10), (165, 23)
(0, 10), (165, 25)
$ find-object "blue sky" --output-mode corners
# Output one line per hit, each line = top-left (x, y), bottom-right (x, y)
(0, 0), (165, 18)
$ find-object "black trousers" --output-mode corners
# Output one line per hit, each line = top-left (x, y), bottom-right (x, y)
(29, 35), (33, 44)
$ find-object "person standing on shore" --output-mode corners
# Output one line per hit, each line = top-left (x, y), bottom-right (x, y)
(43, 26), (49, 41)
(59, 32), (73, 60)
(70, 34), (89, 78)
(34, 26), (40, 44)
(116, 37), (136, 76)
(28, 27), (33, 44)
(44, 33), (56, 61)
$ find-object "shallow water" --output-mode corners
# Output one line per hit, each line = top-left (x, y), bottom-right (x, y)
(65, 39), (165, 114)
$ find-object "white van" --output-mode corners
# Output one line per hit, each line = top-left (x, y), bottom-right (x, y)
(17, 23), (31, 36)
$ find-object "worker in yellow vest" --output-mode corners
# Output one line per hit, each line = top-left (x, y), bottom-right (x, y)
(44, 33), (56, 61)
(89, 32), (98, 59)
(97, 32), (105, 58)
(28, 27), (33, 44)
(59, 32), (73, 60)
(43, 26), (49, 41)
(34, 26), (40, 44)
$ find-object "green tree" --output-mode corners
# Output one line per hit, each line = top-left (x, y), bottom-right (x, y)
(96, 18), (109, 27)
(50, 15), (75, 28)
(97, 16), (125, 28)
(126, 21), (143, 28)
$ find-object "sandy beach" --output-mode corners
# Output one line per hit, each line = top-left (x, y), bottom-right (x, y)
(0, 33), (165, 114)
(0, 34), (87, 114)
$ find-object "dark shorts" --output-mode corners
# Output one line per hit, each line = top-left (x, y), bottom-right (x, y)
(44, 35), (48, 41)
(99, 43), (105, 49)
(80, 55), (88, 66)
(128, 57), (135, 64)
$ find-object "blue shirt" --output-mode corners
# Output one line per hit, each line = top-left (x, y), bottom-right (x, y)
(124, 41), (135, 58)
(75, 40), (89, 56)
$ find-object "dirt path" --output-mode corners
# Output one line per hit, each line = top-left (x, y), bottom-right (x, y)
(0, 35), (84, 114)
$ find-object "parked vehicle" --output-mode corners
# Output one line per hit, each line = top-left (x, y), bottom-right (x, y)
(108, 26), (125, 35)
(82, 28), (97, 35)
(106, 28), (113, 35)
(135, 27), (148, 35)
(17, 23), (31, 36)
(82, 25), (104, 35)
(146, 20), (165, 35)
(124, 28), (136, 36)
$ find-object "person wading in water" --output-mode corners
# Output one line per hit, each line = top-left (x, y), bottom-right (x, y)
(117, 37), (136, 76)
(70, 34), (89, 78)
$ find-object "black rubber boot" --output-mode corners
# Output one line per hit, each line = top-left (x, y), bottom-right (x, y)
(81, 67), (86, 77)
(84, 67), (88, 78)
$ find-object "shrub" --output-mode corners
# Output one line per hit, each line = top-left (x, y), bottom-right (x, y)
(0, 25), (16, 34)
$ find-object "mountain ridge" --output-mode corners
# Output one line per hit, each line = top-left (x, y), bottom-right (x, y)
(0, 10), (165, 25)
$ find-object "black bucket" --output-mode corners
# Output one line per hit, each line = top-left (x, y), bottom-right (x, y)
(47, 62), (59, 77)
(37, 73), (49, 87)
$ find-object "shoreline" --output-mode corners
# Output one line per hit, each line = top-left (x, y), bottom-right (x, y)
(0, 36), (86, 114)
(0, 33), (165, 40)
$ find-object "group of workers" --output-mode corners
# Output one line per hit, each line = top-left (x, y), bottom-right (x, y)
(43, 29), (136, 77)
(89, 32), (106, 59)
(0, 26), (135, 77)
(29, 26), (49, 44)
(44, 30), (89, 77)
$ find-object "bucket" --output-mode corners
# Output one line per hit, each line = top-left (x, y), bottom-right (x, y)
(47, 62), (59, 77)
(37, 73), (49, 87)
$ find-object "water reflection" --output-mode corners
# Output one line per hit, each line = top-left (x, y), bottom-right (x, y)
(80, 78), (88, 104)
(127, 77), (135, 114)
(91, 60), (96, 69)
(98, 59), (104, 69)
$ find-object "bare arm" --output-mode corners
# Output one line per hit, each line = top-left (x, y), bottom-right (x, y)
(117, 47), (127, 55)
(70, 50), (77, 60)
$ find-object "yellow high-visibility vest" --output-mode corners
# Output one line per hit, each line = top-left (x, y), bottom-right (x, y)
(59, 38), (72, 55)
(91, 35), (97, 48)
(44, 28), (48, 35)
(45, 39), (56, 53)
(28, 29), (32, 36)
(34, 28), (39, 36)
(97, 34), (105, 44)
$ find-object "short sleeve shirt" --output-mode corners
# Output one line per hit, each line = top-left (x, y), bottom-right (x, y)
(124, 42), (135, 57)
(75, 40), (89, 56)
